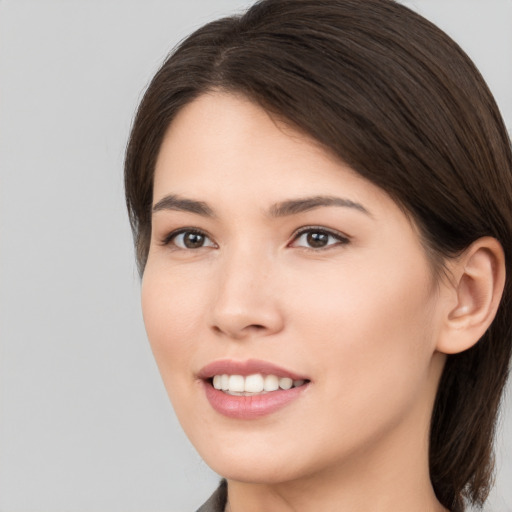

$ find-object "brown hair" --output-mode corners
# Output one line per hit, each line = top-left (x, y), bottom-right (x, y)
(124, 0), (512, 509)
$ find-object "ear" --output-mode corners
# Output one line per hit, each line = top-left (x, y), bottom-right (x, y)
(436, 237), (506, 355)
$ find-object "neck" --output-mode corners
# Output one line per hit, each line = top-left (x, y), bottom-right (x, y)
(225, 433), (447, 512)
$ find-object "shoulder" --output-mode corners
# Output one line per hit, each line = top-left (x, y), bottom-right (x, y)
(195, 480), (227, 512)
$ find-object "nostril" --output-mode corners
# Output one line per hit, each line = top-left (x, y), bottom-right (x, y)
(211, 323), (266, 336)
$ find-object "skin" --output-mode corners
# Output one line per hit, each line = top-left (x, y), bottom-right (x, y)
(141, 91), (472, 512)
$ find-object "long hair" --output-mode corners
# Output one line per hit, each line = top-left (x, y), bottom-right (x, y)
(124, 1), (512, 509)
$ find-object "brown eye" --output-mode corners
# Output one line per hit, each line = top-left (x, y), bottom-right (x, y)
(171, 230), (215, 249)
(291, 228), (349, 249)
(306, 232), (329, 248)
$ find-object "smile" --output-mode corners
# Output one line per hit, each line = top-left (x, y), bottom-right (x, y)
(212, 373), (306, 395)
(199, 359), (311, 419)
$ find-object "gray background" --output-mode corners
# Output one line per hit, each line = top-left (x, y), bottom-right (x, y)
(1, 1), (511, 511)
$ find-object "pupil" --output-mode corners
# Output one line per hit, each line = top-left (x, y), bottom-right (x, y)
(184, 232), (204, 248)
(307, 232), (328, 247)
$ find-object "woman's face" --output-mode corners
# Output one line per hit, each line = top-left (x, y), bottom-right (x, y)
(142, 92), (447, 484)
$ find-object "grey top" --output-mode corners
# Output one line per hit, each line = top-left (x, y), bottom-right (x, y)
(196, 480), (227, 512)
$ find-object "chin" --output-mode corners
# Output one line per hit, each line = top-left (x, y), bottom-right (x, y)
(195, 438), (307, 484)
(207, 457), (300, 485)
(196, 431), (339, 487)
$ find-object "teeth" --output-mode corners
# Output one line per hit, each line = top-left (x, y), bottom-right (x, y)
(264, 374), (279, 392)
(211, 373), (307, 394)
(229, 375), (245, 392)
(279, 377), (293, 390)
(245, 374), (264, 393)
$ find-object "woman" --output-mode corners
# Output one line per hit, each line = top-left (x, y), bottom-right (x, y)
(124, 0), (512, 510)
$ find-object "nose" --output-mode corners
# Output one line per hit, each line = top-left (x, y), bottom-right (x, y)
(209, 247), (285, 340)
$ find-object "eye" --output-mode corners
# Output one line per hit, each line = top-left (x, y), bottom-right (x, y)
(164, 229), (216, 249)
(290, 227), (349, 249)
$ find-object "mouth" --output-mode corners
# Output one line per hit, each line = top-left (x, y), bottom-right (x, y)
(209, 373), (307, 395)
(199, 359), (311, 419)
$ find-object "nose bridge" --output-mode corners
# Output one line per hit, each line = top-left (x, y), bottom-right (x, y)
(210, 240), (283, 338)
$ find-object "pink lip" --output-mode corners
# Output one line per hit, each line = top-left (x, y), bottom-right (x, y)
(198, 358), (308, 380)
(198, 359), (310, 420)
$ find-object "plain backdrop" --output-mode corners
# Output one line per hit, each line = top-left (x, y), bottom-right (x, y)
(1, 1), (511, 511)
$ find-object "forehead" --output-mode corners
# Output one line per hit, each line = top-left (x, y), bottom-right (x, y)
(154, 93), (381, 204)
(155, 92), (327, 185)
(155, 92), (356, 188)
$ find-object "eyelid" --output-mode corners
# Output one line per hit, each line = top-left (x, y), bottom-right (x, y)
(289, 225), (351, 248)
(160, 227), (217, 248)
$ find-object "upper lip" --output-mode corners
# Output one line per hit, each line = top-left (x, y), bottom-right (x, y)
(198, 358), (309, 381)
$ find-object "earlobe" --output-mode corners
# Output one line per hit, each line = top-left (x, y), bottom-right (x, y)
(436, 237), (506, 355)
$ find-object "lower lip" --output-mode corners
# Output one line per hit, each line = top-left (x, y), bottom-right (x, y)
(203, 381), (308, 419)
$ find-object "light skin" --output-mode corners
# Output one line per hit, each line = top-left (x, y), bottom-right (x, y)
(141, 91), (505, 512)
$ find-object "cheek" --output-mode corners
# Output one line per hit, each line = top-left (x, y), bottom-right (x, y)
(141, 263), (208, 378)
(290, 253), (434, 336)
(270, 257), (440, 466)
(289, 253), (438, 400)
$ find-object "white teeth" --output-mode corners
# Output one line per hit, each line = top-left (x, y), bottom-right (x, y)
(279, 377), (293, 390)
(263, 374), (279, 392)
(228, 375), (245, 392)
(211, 373), (307, 394)
(245, 374), (264, 393)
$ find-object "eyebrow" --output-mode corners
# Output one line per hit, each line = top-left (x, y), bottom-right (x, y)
(152, 194), (371, 218)
(267, 195), (371, 218)
(152, 195), (215, 217)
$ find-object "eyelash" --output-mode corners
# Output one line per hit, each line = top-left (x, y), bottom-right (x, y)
(290, 226), (350, 250)
(160, 228), (215, 248)
(160, 226), (350, 250)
